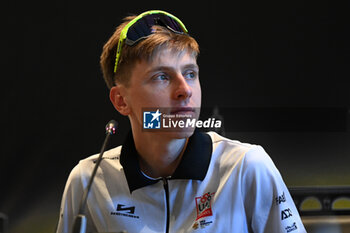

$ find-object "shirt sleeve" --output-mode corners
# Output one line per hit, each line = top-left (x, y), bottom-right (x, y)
(56, 164), (97, 233)
(241, 146), (306, 233)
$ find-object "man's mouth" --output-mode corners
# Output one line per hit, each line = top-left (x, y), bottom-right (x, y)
(170, 107), (196, 115)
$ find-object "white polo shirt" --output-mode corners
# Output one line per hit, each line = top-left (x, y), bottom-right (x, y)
(56, 131), (306, 233)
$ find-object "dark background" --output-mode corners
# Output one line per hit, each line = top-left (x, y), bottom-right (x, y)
(1, 0), (349, 232)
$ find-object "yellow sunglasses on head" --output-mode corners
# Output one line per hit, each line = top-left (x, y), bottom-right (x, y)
(113, 10), (188, 73)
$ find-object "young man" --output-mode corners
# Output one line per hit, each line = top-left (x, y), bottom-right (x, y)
(57, 10), (306, 233)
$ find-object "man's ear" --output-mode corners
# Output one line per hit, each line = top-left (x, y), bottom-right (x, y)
(110, 85), (130, 116)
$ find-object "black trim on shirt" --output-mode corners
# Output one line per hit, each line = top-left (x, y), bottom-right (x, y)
(120, 130), (213, 193)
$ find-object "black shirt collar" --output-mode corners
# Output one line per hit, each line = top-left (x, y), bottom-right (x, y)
(120, 130), (213, 193)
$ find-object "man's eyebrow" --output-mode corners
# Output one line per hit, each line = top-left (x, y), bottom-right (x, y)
(147, 66), (173, 73)
(146, 63), (199, 74)
(182, 63), (199, 71)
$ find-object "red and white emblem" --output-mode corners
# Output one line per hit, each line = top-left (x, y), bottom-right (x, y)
(195, 192), (215, 220)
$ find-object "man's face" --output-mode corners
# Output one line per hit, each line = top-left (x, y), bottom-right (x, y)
(121, 47), (201, 138)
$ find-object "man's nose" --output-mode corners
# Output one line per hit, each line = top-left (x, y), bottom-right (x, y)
(173, 74), (192, 100)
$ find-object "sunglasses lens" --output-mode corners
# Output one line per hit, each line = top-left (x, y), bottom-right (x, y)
(126, 14), (185, 45)
(160, 14), (183, 32)
(126, 17), (153, 42)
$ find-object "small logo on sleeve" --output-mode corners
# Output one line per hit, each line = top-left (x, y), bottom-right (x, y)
(275, 192), (286, 205)
(285, 222), (298, 232)
(281, 208), (293, 220)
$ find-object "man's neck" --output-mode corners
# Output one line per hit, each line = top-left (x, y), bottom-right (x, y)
(132, 131), (189, 178)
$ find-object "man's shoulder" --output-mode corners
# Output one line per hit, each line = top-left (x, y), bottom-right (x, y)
(79, 146), (122, 164)
(206, 131), (259, 153)
(205, 132), (283, 189)
(66, 146), (124, 185)
(74, 146), (123, 175)
(205, 131), (272, 167)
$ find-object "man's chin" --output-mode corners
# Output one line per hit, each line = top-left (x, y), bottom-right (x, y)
(158, 128), (196, 139)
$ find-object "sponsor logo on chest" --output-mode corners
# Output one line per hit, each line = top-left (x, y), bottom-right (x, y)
(192, 192), (215, 230)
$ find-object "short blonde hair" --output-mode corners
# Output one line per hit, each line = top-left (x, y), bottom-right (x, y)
(100, 15), (200, 89)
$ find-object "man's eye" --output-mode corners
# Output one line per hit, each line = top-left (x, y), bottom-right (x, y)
(153, 74), (168, 81)
(184, 71), (196, 79)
